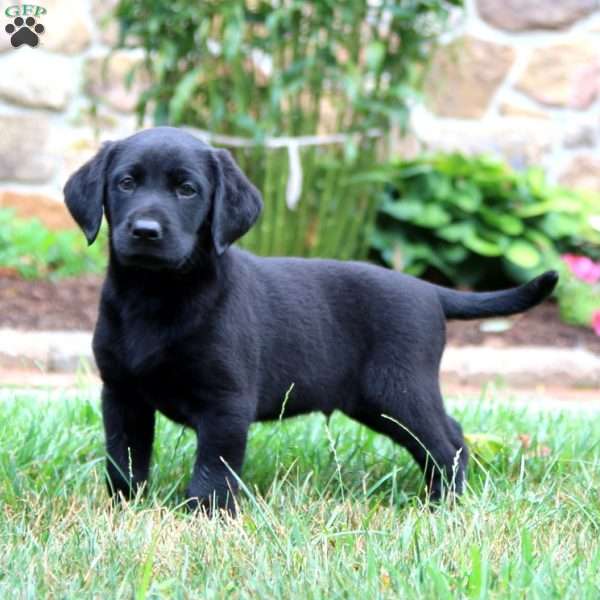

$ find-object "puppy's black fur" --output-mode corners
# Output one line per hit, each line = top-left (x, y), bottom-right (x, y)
(64, 127), (558, 513)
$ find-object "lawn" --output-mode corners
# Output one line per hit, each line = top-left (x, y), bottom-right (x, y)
(1, 390), (599, 598)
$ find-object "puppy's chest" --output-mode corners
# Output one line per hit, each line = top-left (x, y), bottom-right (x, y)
(98, 311), (219, 381)
(119, 323), (178, 374)
(121, 328), (214, 378)
(103, 327), (223, 424)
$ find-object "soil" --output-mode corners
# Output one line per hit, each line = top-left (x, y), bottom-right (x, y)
(0, 272), (101, 331)
(1, 273), (599, 352)
(446, 301), (600, 352)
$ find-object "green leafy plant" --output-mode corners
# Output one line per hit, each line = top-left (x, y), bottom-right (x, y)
(115, 0), (461, 137)
(369, 153), (600, 288)
(113, 0), (462, 258)
(0, 209), (107, 280)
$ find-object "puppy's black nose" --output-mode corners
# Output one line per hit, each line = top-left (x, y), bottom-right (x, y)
(131, 219), (163, 241)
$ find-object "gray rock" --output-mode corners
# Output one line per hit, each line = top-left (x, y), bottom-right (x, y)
(85, 51), (149, 113)
(91, 0), (120, 46)
(0, 115), (56, 182)
(0, 50), (75, 110)
(477, 0), (598, 31)
(410, 108), (558, 168)
(37, 0), (92, 54)
(516, 40), (599, 109)
(563, 122), (598, 149)
(559, 154), (600, 193)
(424, 36), (515, 119)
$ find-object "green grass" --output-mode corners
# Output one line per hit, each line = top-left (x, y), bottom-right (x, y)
(1, 391), (600, 598)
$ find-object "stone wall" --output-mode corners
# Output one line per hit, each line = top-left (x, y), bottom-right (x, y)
(0, 0), (145, 230)
(410, 0), (600, 194)
(0, 0), (598, 232)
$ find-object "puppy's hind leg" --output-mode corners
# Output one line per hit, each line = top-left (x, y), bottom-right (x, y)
(353, 366), (467, 501)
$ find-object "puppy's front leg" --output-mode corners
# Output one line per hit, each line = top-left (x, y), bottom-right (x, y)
(101, 385), (156, 501)
(186, 408), (251, 516)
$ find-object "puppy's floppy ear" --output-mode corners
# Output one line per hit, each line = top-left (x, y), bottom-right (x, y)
(63, 142), (115, 245)
(210, 149), (263, 255)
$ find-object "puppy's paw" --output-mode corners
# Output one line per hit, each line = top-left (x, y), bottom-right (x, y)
(184, 490), (237, 518)
(106, 475), (147, 504)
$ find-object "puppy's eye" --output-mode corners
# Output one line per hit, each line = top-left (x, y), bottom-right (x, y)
(177, 182), (196, 198)
(119, 176), (136, 192)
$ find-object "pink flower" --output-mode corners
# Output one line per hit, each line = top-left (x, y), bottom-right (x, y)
(593, 310), (600, 337)
(562, 254), (600, 285)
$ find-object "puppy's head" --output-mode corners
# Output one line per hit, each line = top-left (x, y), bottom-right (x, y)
(64, 127), (263, 271)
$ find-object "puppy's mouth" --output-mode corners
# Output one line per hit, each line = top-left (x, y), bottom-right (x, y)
(118, 251), (178, 271)
(112, 230), (201, 273)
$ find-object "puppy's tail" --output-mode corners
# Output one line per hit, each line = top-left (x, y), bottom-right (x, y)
(437, 270), (558, 320)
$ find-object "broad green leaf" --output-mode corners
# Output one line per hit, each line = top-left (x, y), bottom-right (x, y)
(450, 180), (482, 212)
(506, 240), (541, 268)
(380, 199), (423, 222)
(479, 207), (524, 236)
(464, 232), (503, 256)
(437, 221), (474, 242)
(451, 192), (481, 213)
(413, 204), (451, 228)
(540, 213), (580, 238)
(439, 244), (468, 263)
(524, 229), (553, 251)
(516, 196), (581, 218)
(423, 173), (453, 200)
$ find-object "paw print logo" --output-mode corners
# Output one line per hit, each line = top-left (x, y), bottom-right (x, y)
(5, 16), (45, 48)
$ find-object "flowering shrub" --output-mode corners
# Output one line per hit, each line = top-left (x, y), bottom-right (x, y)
(558, 254), (600, 336)
(593, 311), (600, 336)
(562, 254), (600, 285)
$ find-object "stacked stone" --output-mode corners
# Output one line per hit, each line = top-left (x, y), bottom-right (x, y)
(0, 0), (147, 230)
(0, 0), (598, 232)
(411, 0), (600, 192)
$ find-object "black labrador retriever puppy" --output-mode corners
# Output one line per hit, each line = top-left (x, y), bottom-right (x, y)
(64, 127), (558, 513)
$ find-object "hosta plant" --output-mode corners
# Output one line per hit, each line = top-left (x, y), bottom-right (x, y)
(369, 153), (600, 288)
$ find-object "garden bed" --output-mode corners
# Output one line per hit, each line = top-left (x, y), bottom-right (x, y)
(1, 273), (599, 352)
